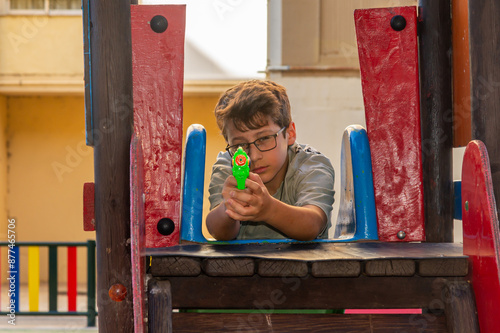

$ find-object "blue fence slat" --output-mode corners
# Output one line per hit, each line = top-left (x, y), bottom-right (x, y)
(8, 246), (20, 312)
(454, 180), (462, 220)
(181, 124), (207, 242)
(350, 125), (378, 241)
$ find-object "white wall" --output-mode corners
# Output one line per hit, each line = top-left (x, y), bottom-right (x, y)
(271, 74), (364, 237)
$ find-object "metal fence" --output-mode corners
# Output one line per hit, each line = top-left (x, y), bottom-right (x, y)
(0, 240), (97, 326)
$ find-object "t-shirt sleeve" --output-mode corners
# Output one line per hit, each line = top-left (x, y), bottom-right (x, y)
(208, 151), (233, 210)
(293, 154), (335, 220)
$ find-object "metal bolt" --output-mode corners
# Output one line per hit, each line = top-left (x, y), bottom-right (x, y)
(397, 230), (406, 239)
(391, 15), (406, 31)
(150, 15), (168, 33)
(108, 283), (127, 302)
(157, 218), (175, 236)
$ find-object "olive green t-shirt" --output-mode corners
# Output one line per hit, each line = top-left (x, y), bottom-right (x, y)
(208, 142), (335, 240)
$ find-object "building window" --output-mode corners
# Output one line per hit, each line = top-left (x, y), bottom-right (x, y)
(10, 0), (44, 10)
(7, 0), (80, 14)
(49, 0), (80, 10)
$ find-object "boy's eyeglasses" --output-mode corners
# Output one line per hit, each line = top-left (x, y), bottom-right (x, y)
(226, 127), (286, 157)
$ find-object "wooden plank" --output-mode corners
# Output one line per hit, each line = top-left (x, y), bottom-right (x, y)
(462, 140), (500, 333)
(469, 0), (500, 213)
(172, 313), (447, 332)
(311, 260), (360, 277)
(258, 260), (308, 277)
(202, 258), (254, 277)
(418, 259), (468, 277)
(167, 276), (456, 309)
(83, 182), (95, 231)
(443, 281), (480, 333)
(148, 279), (172, 333)
(355, 6), (425, 242)
(152, 255), (469, 278)
(130, 134), (146, 333)
(452, 0), (471, 147)
(365, 260), (415, 277)
(131, 5), (186, 248)
(418, 0), (454, 243)
(371, 313), (447, 332)
(89, 0), (134, 330)
(151, 257), (201, 277)
(148, 242), (466, 262)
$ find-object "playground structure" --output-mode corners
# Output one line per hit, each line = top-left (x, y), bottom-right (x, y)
(82, 0), (500, 332)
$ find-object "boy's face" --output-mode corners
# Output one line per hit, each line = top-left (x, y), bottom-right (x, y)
(226, 116), (296, 194)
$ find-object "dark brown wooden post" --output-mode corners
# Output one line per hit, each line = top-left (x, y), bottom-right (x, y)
(148, 279), (173, 333)
(470, 0), (500, 213)
(418, 0), (454, 242)
(444, 281), (480, 333)
(89, 0), (134, 331)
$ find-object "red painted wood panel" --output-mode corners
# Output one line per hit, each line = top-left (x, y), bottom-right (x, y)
(67, 246), (77, 312)
(131, 5), (186, 247)
(355, 7), (425, 242)
(462, 140), (500, 333)
(130, 133), (146, 332)
(83, 182), (95, 231)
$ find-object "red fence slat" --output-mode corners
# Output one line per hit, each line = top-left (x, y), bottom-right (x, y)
(68, 246), (77, 312)
(355, 7), (425, 242)
(131, 5), (186, 248)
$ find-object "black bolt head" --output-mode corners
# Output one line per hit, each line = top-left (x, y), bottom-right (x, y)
(157, 218), (175, 235)
(150, 15), (168, 33)
(390, 15), (406, 32)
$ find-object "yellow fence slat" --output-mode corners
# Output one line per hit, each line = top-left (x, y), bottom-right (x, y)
(28, 246), (40, 312)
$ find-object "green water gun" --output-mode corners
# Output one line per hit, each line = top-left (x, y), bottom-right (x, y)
(232, 147), (250, 190)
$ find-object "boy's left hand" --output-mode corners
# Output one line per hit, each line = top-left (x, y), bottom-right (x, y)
(224, 172), (277, 222)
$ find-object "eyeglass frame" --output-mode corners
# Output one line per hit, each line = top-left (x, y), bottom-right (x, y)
(225, 127), (287, 157)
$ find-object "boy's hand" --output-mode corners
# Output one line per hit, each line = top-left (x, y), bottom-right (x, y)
(223, 173), (276, 222)
(221, 175), (250, 214)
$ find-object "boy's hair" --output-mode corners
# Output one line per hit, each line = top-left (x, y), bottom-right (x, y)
(214, 80), (291, 141)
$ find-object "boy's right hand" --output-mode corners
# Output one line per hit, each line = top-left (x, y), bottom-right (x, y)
(206, 175), (244, 240)
(222, 175), (250, 219)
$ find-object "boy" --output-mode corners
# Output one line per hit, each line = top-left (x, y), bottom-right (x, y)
(206, 80), (335, 241)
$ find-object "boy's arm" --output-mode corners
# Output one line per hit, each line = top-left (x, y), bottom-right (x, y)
(206, 202), (241, 241)
(268, 203), (326, 241)
(206, 174), (243, 240)
(224, 173), (327, 241)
